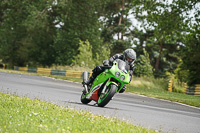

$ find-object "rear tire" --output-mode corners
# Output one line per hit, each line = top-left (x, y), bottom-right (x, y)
(81, 93), (91, 104)
(97, 84), (117, 107)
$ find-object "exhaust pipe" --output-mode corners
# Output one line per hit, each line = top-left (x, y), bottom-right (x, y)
(82, 72), (89, 93)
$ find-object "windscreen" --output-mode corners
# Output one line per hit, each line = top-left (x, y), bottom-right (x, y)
(115, 59), (129, 74)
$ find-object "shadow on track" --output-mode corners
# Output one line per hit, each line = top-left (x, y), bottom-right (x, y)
(64, 101), (120, 110)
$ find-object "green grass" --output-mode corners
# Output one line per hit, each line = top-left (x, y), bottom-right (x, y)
(127, 86), (200, 108)
(128, 76), (200, 108)
(0, 92), (156, 133)
(130, 77), (168, 91)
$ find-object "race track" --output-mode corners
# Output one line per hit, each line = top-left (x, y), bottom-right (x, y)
(0, 72), (200, 133)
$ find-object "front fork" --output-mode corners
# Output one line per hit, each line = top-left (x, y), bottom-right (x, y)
(101, 81), (119, 94)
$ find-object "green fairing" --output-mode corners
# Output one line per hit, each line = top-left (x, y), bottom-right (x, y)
(91, 61), (130, 93)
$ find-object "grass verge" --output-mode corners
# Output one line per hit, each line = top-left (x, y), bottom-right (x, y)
(0, 92), (156, 133)
(127, 86), (200, 108)
(128, 77), (200, 108)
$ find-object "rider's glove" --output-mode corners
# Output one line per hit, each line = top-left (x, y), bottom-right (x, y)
(119, 85), (126, 93)
(103, 59), (109, 66)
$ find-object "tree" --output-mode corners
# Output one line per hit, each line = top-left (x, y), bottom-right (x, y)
(73, 40), (111, 68)
(0, 0), (31, 67)
(94, 43), (111, 66)
(54, 0), (104, 65)
(25, 1), (57, 67)
(129, 0), (200, 78)
(100, 0), (133, 55)
(179, 27), (200, 85)
(73, 40), (94, 68)
(174, 59), (188, 83)
(0, 0), (58, 67)
(134, 48), (153, 77)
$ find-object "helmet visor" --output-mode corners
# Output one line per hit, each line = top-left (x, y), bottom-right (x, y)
(126, 57), (135, 63)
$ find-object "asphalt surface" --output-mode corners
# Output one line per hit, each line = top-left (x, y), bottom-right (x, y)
(0, 72), (200, 133)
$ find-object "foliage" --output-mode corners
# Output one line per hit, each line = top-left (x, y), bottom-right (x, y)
(0, 0), (199, 84)
(130, 0), (199, 77)
(0, 0), (58, 67)
(134, 48), (153, 77)
(165, 72), (185, 93)
(73, 40), (111, 68)
(0, 0), (104, 67)
(0, 0), (29, 67)
(100, 0), (133, 55)
(179, 27), (200, 85)
(53, 0), (103, 65)
(174, 59), (188, 83)
(73, 40), (94, 68)
(94, 43), (111, 66)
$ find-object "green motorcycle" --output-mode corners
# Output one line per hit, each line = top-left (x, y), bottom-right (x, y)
(81, 59), (130, 107)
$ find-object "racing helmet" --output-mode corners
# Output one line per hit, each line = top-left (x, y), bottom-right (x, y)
(123, 49), (136, 64)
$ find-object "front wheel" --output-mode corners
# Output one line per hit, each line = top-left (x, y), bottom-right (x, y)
(97, 84), (117, 107)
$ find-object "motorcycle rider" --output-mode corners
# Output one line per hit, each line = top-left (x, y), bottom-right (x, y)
(83, 48), (136, 93)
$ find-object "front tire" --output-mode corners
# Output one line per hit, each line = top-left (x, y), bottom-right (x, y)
(97, 84), (117, 107)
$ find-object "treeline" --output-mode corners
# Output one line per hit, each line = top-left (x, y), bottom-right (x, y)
(0, 0), (199, 85)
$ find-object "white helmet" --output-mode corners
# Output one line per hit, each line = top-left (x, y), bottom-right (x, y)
(123, 49), (136, 64)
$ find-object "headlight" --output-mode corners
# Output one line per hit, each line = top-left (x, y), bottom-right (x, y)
(120, 75), (125, 81)
(115, 72), (120, 77)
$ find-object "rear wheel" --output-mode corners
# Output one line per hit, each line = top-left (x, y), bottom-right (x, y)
(81, 93), (91, 104)
(97, 84), (117, 107)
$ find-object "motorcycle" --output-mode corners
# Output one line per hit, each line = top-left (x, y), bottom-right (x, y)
(81, 59), (130, 107)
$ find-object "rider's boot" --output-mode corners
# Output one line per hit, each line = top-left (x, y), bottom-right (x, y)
(119, 85), (126, 93)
